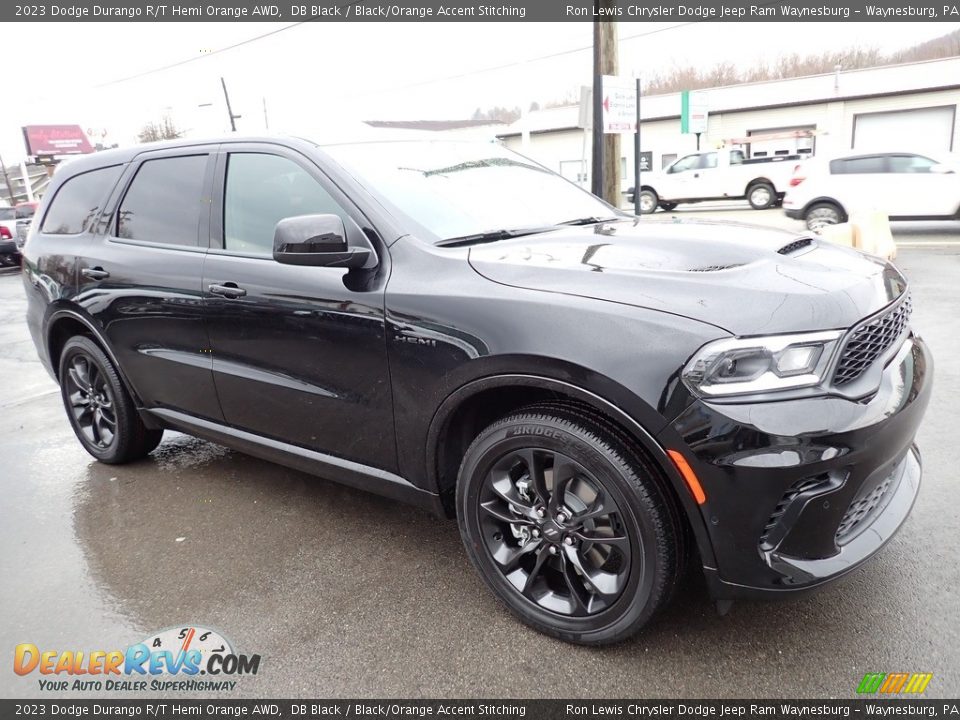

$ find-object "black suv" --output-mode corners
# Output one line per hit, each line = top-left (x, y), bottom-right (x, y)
(23, 137), (931, 644)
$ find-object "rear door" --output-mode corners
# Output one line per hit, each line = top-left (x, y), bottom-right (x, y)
(77, 146), (223, 421)
(201, 143), (397, 470)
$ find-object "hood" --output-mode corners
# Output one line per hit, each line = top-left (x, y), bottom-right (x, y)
(468, 219), (906, 336)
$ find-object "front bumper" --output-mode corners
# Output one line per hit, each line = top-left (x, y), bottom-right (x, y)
(659, 333), (931, 599)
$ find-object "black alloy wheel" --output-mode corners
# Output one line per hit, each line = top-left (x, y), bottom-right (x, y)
(457, 404), (683, 645)
(479, 447), (632, 617)
(58, 336), (164, 464)
(64, 351), (117, 449)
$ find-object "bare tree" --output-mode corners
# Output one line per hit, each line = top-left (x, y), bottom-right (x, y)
(471, 106), (522, 124)
(137, 115), (183, 144)
(538, 29), (960, 108)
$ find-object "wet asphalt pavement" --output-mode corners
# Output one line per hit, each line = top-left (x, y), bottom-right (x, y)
(1, 214), (959, 699)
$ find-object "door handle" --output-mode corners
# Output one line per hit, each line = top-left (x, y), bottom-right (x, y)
(208, 282), (247, 299)
(81, 267), (110, 280)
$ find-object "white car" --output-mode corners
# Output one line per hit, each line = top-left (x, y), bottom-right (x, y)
(783, 150), (960, 231)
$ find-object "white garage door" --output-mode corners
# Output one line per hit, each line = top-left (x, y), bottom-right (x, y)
(853, 106), (955, 152)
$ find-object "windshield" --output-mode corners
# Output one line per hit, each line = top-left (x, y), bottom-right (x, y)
(321, 141), (621, 243)
(15, 205), (35, 219)
(0, 208), (14, 221)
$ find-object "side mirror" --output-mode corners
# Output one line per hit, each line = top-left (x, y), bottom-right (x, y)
(273, 214), (372, 268)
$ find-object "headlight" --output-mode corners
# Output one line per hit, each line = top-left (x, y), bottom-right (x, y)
(682, 330), (843, 398)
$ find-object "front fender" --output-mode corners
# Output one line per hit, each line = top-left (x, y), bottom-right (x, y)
(425, 370), (718, 570)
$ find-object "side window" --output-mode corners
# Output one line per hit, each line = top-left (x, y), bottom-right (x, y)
(888, 155), (936, 174)
(700, 153), (718, 169)
(117, 155), (208, 246)
(41, 165), (122, 235)
(729, 150), (745, 165)
(223, 153), (349, 256)
(830, 156), (887, 175)
(669, 155), (700, 174)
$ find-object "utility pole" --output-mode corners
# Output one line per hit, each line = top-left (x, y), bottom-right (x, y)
(591, 3), (620, 206)
(262, 97), (269, 131)
(633, 77), (641, 217)
(590, 15), (603, 198)
(221, 77), (241, 132)
(0, 152), (16, 206)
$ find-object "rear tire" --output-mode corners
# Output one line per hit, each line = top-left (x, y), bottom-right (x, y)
(747, 182), (776, 210)
(456, 404), (681, 645)
(59, 336), (163, 464)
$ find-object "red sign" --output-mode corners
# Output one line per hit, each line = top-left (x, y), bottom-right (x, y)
(22, 125), (94, 156)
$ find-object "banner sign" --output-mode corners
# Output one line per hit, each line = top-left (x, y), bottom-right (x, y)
(681, 91), (709, 134)
(1, 699), (955, 719)
(22, 125), (94, 156)
(4, 1), (958, 22)
(601, 75), (638, 134)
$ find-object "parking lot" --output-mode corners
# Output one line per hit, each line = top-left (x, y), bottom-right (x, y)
(1, 207), (958, 699)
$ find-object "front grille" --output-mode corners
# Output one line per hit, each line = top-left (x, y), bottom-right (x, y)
(833, 294), (912, 386)
(835, 475), (896, 544)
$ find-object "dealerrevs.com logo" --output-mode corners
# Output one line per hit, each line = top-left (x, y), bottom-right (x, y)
(14, 625), (261, 692)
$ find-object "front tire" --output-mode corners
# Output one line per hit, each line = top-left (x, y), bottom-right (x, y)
(805, 202), (843, 232)
(638, 190), (658, 215)
(456, 405), (681, 645)
(59, 336), (163, 464)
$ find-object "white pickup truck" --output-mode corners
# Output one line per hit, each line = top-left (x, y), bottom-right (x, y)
(629, 149), (807, 213)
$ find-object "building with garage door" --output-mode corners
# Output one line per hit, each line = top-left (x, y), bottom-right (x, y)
(496, 56), (960, 189)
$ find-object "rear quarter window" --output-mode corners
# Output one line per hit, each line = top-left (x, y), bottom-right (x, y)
(41, 165), (123, 235)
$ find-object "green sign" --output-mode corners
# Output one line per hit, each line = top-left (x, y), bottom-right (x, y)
(681, 90), (708, 134)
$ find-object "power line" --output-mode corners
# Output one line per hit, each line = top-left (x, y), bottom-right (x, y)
(341, 22), (700, 98)
(93, 0), (381, 89)
(93, 22), (310, 88)
(92, 18), (698, 94)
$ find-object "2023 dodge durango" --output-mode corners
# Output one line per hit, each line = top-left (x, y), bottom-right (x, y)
(22, 137), (931, 644)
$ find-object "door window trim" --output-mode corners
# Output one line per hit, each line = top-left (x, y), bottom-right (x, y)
(102, 145), (218, 253)
(207, 143), (382, 261)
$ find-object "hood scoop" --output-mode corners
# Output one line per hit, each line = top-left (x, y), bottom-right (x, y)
(778, 237), (815, 255)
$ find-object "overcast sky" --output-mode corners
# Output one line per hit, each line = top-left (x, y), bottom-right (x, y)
(3, 21), (959, 164)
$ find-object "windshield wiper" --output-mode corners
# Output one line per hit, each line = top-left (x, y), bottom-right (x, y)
(556, 215), (623, 226)
(435, 227), (555, 248)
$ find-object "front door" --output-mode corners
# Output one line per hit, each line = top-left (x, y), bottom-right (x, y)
(886, 154), (960, 217)
(201, 145), (397, 470)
